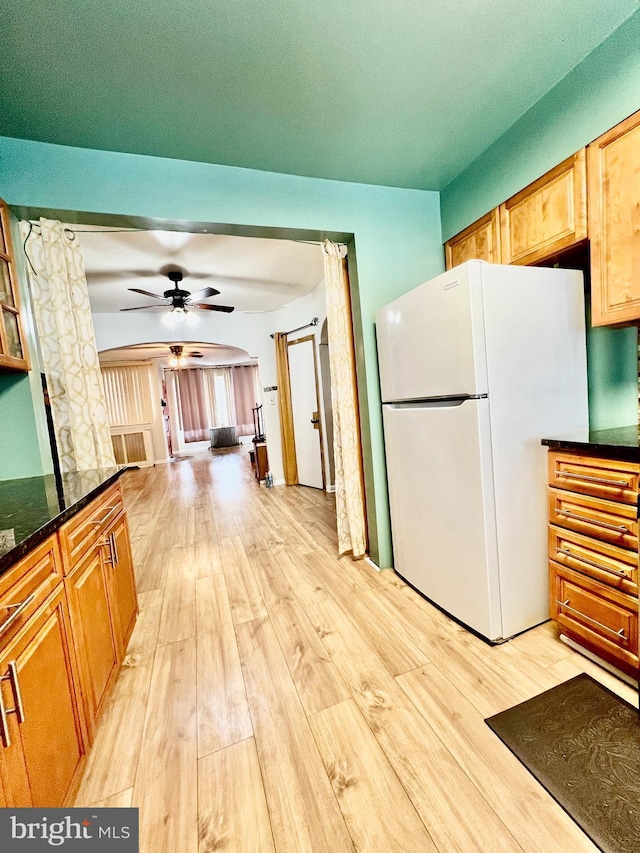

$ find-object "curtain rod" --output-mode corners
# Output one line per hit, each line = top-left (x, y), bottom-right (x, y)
(270, 317), (318, 339)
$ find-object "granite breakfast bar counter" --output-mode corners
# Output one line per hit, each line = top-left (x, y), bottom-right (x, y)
(541, 424), (640, 461)
(0, 466), (138, 807)
(542, 425), (640, 681)
(0, 466), (126, 573)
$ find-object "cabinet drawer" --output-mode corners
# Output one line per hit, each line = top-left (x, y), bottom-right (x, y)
(0, 536), (62, 646)
(548, 487), (637, 549)
(550, 561), (638, 671)
(548, 452), (639, 504)
(548, 525), (637, 595)
(58, 483), (124, 574)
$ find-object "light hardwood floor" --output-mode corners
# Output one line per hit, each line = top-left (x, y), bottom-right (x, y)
(75, 448), (637, 852)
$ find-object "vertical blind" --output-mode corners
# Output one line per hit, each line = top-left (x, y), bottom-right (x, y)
(101, 364), (153, 426)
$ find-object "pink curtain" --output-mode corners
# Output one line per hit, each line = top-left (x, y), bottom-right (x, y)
(177, 369), (210, 443)
(231, 366), (259, 436)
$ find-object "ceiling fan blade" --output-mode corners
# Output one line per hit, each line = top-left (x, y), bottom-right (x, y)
(128, 287), (171, 301)
(192, 303), (235, 313)
(120, 304), (168, 311)
(186, 286), (220, 302)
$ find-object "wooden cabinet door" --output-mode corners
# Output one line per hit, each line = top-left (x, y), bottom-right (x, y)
(0, 759), (8, 807)
(0, 586), (86, 806)
(588, 110), (640, 326)
(105, 513), (138, 656)
(66, 546), (119, 738)
(444, 209), (501, 269)
(499, 150), (587, 266)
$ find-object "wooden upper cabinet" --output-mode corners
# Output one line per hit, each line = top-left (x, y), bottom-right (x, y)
(588, 110), (640, 326)
(0, 199), (30, 372)
(499, 150), (588, 266)
(444, 209), (501, 270)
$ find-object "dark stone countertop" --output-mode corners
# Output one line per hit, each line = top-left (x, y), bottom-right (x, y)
(541, 424), (640, 461)
(0, 466), (127, 576)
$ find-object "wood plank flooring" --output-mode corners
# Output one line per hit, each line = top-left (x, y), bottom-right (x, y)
(75, 447), (638, 852)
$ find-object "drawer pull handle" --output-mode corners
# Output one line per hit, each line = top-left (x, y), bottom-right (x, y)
(102, 533), (119, 566)
(0, 593), (35, 637)
(556, 548), (630, 577)
(102, 534), (114, 565)
(556, 509), (629, 533)
(558, 472), (628, 487)
(555, 599), (628, 640)
(89, 506), (118, 526)
(0, 688), (8, 748)
(0, 661), (25, 748)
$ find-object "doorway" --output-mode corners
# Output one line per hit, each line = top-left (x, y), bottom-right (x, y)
(17, 207), (368, 550)
(287, 335), (324, 489)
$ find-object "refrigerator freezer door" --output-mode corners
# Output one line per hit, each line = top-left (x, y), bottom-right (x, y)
(376, 261), (488, 402)
(382, 397), (502, 641)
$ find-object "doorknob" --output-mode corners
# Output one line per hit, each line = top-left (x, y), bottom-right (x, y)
(310, 417), (320, 424)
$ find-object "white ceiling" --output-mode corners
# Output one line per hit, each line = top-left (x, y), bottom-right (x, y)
(98, 341), (255, 369)
(79, 228), (325, 315)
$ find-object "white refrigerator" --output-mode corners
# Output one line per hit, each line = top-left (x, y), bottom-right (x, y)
(376, 260), (589, 642)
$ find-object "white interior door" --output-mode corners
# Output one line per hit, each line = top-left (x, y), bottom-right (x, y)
(288, 337), (324, 489)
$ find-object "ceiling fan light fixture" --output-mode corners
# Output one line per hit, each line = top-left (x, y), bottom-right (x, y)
(168, 344), (187, 368)
(171, 305), (187, 323)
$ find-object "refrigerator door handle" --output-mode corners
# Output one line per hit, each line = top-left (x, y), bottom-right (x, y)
(386, 394), (487, 410)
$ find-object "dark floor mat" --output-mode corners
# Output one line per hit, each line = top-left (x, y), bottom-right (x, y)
(485, 673), (640, 852)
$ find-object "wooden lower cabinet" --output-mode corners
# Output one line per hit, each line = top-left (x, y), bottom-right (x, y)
(66, 544), (120, 740)
(0, 586), (86, 806)
(0, 765), (7, 807)
(0, 480), (138, 805)
(105, 512), (138, 655)
(547, 450), (640, 678)
(551, 560), (638, 674)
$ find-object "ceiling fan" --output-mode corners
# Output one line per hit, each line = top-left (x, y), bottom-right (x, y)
(167, 344), (203, 367)
(121, 267), (234, 321)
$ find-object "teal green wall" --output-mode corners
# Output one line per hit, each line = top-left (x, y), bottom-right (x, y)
(441, 10), (640, 430)
(0, 372), (44, 479)
(0, 136), (444, 566)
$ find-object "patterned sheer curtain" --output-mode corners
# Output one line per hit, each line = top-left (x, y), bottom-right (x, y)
(21, 218), (115, 472)
(176, 369), (209, 443)
(231, 365), (259, 436)
(322, 241), (367, 558)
